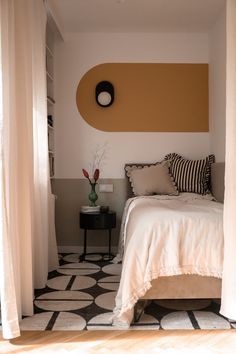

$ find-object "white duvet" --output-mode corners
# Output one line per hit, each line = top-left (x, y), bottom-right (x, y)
(112, 193), (224, 328)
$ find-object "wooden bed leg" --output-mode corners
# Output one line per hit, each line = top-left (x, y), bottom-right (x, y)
(134, 300), (151, 322)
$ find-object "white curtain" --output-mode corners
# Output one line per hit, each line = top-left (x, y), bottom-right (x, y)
(220, 0), (236, 320)
(0, 0), (58, 339)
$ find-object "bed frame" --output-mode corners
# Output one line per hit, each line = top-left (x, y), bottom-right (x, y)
(125, 162), (225, 302)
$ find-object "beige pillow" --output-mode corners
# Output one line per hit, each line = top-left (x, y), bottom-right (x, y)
(129, 161), (178, 196)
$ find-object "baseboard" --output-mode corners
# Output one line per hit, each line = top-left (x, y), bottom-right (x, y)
(58, 245), (118, 254)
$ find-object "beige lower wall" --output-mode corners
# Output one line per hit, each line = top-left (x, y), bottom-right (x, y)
(52, 178), (127, 251)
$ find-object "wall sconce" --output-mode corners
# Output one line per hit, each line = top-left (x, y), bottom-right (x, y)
(95, 81), (114, 107)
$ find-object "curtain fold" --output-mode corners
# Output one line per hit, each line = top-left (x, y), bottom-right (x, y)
(0, 0), (58, 339)
(31, 0), (49, 288)
(220, 0), (236, 320)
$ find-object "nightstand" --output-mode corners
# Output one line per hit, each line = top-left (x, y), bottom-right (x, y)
(79, 211), (116, 261)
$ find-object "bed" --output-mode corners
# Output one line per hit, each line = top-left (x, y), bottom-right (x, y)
(112, 155), (225, 328)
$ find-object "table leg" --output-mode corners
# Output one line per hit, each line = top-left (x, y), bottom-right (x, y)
(108, 229), (111, 257)
(83, 229), (87, 258)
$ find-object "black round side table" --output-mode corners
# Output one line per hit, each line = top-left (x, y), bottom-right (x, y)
(79, 211), (116, 261)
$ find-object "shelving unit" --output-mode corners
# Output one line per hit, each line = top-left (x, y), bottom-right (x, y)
(46, 23), (55, 178)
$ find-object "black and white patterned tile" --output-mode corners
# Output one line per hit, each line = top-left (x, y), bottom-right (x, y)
(98, 275), (120, 291)
(95, 291), (117, 310)
(46, 275), (96, 291)
(34, 290), (94, 311)
(57, 262), (100, 276)
(19, 254), (234, 331)
(102, 263), (122, 275)
(20, 311), (86, 330)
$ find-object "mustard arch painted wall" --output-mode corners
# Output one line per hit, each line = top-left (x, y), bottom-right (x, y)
(76, 63), (209, 132)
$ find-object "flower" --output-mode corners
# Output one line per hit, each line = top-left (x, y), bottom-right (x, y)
(82, 169), (90, 179)
(82, 168), (100, 185)
(93, 168), (99, 182)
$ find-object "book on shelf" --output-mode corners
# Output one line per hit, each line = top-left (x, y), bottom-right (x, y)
(49, 155), (54, 177)
(47, 96), (55, 104)
(47, 115), (54, 127)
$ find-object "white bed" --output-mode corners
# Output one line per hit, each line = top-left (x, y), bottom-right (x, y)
(112, 161), (225, 328)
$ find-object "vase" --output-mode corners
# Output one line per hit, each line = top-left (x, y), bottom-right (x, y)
(89, 183), (98, 206)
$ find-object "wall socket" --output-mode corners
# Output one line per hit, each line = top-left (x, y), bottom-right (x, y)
(99, 184), (114, 193)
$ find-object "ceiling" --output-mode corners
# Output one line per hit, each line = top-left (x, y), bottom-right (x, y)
(47, 0), (226, 35)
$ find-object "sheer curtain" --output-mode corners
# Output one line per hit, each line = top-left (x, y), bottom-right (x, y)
(220, 0), (236, 320)
(0, 0), (58, 339)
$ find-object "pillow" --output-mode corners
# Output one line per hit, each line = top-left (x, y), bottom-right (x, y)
(127, 161), (178, 196)
(125, 162), (157, 197)
(164, 153), (215, 194)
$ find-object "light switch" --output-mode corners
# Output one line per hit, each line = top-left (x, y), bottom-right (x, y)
(99, 184), (114, 193)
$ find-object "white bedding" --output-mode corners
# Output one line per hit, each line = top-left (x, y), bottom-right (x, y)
(112, 193), (224, 328)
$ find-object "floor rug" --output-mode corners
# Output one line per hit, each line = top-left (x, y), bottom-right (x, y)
(20, 253), (235, 331)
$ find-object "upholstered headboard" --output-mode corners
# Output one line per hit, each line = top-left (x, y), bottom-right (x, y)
(210, 162), (225, 203)
(124, 161), (225, 203)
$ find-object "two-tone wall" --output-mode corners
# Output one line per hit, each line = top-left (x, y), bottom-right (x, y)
(52, 29), (226, 252)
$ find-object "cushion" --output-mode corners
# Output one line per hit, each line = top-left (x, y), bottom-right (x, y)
(127, 161), (178, 196)
(164, 153), (215, 194)
(125, 162), (157, 198)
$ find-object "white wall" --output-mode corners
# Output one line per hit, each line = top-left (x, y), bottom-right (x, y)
(209, 9), (226, 162)
(54, 32), (210, 179)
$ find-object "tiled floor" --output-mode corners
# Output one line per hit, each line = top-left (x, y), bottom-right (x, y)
(19, 254), (235, 331)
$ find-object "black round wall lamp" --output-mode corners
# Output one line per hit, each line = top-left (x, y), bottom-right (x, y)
(95, 81), (114, 107)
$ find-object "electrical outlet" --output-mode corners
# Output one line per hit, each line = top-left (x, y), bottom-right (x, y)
(99, 184), (114, 193)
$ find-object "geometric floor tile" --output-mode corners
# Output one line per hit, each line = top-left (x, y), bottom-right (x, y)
(87, 312), (114, 330)
(57, 262), (100, 276)
(34, 290), (93, 311)
(71, 276), (96, 290)
(97, 275), (120, 291)
(193, 311), (231, 329)
(47, 276), (71, 290)
(20, 312), (55, 330)
(131, 313), (160, 330)
(22, 254), (233, 331)
(87, 312), (160, 331)
(160, 311), (195, 330)
(47, 275), (96, 290)
(84, 254), (103, 262)
(62, 254), (81, 263)
(52, 312), (86, 330)
(20, 312), (86, 331)
(102, 263), (122, 275)
(95, 291), (117, 311)
(63, 253), (103, 263)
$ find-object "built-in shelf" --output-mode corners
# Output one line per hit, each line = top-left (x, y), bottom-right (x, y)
(46, 45), (54, 58)
(46, 23), (55, 179)
(47, 96), (55, 105)
(47, 71), (54, 81)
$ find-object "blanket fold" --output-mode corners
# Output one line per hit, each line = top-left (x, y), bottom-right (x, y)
(112, 193), (223, 327)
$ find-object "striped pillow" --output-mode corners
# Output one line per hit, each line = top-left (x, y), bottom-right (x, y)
(164, 153), (215, 194)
